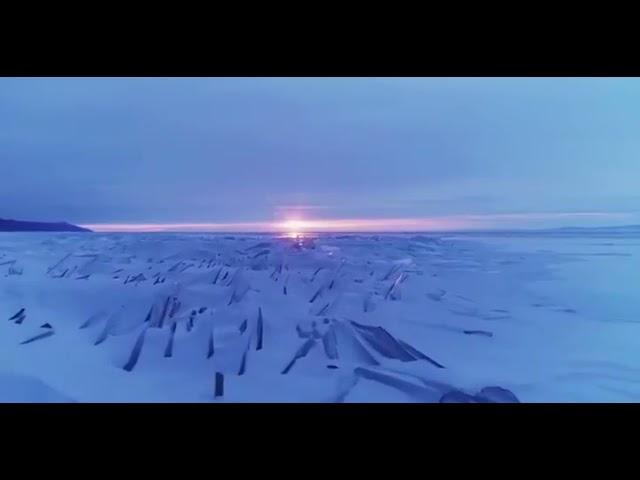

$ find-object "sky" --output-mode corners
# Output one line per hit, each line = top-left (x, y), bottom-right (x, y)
(1, 77), (639, 232)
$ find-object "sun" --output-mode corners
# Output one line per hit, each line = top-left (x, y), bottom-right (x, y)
(283, 220), (304, 231)
(281, 220), (305, 238)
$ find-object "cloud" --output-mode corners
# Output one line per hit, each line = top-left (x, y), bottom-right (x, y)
(4, 78), (640, 227)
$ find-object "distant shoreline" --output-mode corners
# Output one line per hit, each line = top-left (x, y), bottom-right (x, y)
(0, 218), (91, 233)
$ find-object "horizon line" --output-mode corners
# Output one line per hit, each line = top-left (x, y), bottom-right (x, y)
(81, 212), (633, 233)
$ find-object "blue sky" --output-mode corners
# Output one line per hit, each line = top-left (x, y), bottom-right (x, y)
(1, 77), (639, 231)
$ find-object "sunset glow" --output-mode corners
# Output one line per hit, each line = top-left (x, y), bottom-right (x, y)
(81, 211), (632, 233)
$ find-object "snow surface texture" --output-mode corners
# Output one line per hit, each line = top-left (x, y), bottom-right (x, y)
(0, 231), (638, 402)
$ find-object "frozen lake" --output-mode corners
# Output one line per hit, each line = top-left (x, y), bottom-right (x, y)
(1, 231), (639, 402)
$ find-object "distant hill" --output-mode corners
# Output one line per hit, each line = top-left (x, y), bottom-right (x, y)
(0, 218), (92, 232)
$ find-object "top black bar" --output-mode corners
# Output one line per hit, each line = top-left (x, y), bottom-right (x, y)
(2, 21), (637, 76)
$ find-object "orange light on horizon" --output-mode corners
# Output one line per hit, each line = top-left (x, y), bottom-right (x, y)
(81, 211), (632, 233)
(83, 217), (467, 233)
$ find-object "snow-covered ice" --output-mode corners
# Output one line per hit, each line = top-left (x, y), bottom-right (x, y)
(1, 230), (639, 402)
